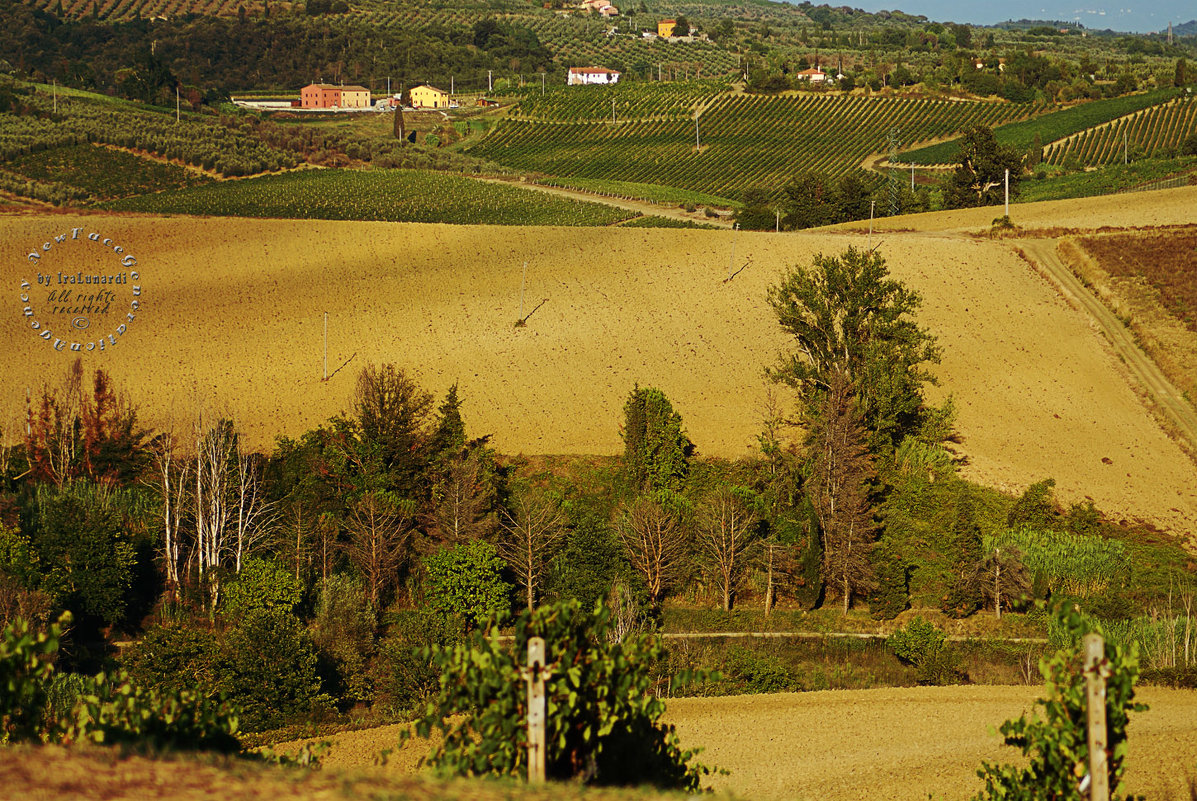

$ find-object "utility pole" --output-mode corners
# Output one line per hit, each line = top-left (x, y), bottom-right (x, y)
(451, 75), (454, 95)
(694, 115), (700, 150)
(52, 79), (57, 114)
(612, 98), (616, 124)
(1124, 129), (1128, 165)
(775, 210), (780, 232)
(323, 312), (328, 381)
(488, 70), (493, 92)
(727, 224), (739, 281)
(520, 261), (527, 321)
(911, 162), (915, 191)
(868, 200), (875, 250)
(1004, 168), (1009, 218)
(176, 85), (180, 123)
(540, 72), (545, 95)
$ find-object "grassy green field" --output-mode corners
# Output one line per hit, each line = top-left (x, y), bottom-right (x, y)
(899, 88), (1182, 164)
(103, 168), (638, 226)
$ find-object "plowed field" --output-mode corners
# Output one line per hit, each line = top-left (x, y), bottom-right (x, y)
(2, 184), (1196, 534)
(270, 686), (1197, 801)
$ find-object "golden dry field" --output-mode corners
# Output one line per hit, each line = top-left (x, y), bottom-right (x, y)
(2, 184), (1196, 535)
(265, 686), (1197, 801)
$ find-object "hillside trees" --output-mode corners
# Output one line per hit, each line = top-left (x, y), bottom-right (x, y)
(767, 246), (940, 451)
(806, 374), (877, 614)
(944, 125), (1024, 209)
(780, 171), (876, 230)
(695, 486), (760, 612)
(621, 386), (693, 496)
(617, 496), (687, 607)
(497, 485), (565, 611)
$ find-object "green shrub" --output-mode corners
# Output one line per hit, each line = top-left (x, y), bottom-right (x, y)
(122, 623), (221, 698)
(723, 645), (793, 693)
(33, 484), (137, 626)
(1007, 479), (1058, 530)
(0, 613), (65, 742)
(975, 604), (1146, 800)
(311, 575), (376, 707)
(60, 669), (240, 753)
(868, 545), (910, 620)
(221, 557), (303, 621)
(888, 616), (964, 685)
(987, 528), (1129, 600)
(423, 541), (511, 628)
(217, 609), (330, 732)
(410, 600), (712, 789)
(373, 609), (461, 714)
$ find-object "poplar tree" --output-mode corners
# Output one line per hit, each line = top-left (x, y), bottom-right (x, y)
(806, 373), (876, 614)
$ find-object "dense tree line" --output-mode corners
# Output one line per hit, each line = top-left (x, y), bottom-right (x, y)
(0, 246), (1165, 733)
(0, 0), (552, 99)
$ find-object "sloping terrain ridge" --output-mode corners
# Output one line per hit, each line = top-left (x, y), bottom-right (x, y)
(2, 185), (1195, 534)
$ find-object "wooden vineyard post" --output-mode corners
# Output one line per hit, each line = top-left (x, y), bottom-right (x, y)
(1084, 633), (1109, 801)
(526, 636), (547, 784)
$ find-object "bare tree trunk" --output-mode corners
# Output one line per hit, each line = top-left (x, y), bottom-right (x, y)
(498, 490), (564, 612)
(151, 431), (189, 602)
(617, 497), (686, 607)
(194, 413), (235, 613)
(765, 544), (774, 617)
(994, 557), (1002, 620)
(233, 447), (275, 575)
(697, 488), (757, 613)
(343, 491), (412, 608)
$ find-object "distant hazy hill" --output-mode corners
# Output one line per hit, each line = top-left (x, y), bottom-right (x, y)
(1172, 20), (1197, 36)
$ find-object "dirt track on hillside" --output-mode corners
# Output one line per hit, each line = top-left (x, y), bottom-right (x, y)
(1019, 238), (1197, 451)
(270, 686), (1197, 801)
(3, 186), (1196, 534)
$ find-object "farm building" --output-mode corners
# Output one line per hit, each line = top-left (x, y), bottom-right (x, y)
(795, 68), (828, 83)
(579, 0), (618, 13)
(567, 67), (622, 85)
(300, 84), (370, 109)
(410, 84), (451, 109)
(657, 19), (676, 37)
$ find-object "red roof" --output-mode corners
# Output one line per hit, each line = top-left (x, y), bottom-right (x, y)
(569, 67), (620, 74)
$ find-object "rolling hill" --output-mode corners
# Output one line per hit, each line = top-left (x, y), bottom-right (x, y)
(3, 185), (1196, 534)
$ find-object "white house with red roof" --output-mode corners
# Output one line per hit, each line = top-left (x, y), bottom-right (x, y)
(567, 67), (622, 85)
(795, 67), (829, 83)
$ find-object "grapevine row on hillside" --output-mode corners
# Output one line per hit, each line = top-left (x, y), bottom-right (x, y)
(0, 89), (297, 177)
(1045, 97), (1197, 167)
(899, 87), (1180, 164)
(102, 168), (638, 226)
(510, 80), (721, 122)
(471, 93), (1036, 198)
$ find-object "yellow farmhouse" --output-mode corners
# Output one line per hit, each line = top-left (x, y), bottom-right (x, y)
(410, 84), (450, 109)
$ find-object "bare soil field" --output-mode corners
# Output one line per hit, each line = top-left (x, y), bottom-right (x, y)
(3, 185), (1197, 534)
(267, 686), (1197, 801)
(1063, 230), (1197, 405)
(846, 184), (1197, 234)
